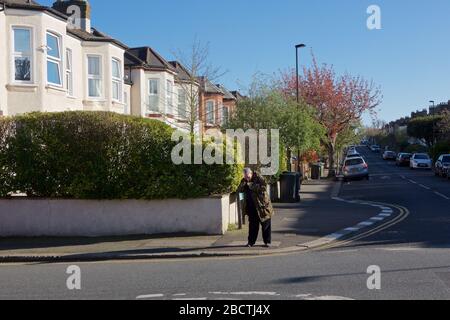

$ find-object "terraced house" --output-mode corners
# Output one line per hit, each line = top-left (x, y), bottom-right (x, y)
(0, 0), (238, 132)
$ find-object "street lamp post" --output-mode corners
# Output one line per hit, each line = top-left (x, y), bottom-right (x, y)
(295, 44), (306, 174)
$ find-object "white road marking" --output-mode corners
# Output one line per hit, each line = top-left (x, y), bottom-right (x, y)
(173, 293), (187, 297)
(409, 180), (417, 184)
(136, 294), (165, 299)
(326, 233), (345, 240)
(174, 298), (208, 300)
(344, 227), (360, 232)
(371, 217), (385, 221)
(418, 184), (431, 190)
(210, 291), (280, 296)
(435, 192), (450, 200)
(295, 294), (354, 300)
(379, 213), (392, 217)
(358, 221), (374, 227)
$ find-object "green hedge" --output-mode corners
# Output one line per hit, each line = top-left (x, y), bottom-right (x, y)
(0, 112), (242, 199)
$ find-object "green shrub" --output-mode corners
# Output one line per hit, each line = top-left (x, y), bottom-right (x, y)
(0, 112), (242, 199)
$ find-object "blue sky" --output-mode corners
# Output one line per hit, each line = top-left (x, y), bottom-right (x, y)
(42, 0), (450, 124)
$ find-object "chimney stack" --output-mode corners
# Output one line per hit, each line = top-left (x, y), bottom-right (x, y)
(52, 0), (91, 33)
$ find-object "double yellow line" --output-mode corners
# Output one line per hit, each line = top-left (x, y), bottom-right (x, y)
(312, 201), (410, 251)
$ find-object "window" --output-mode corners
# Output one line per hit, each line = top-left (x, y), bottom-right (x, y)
(222, 105), (229, 125)
(87, 55), (102, 98)
(12, 27), (32, 82)
(46, 32), (62, 86)
(166, 80), (173, 114)
(148, 79), (159, 112)
(66, 49), (73, 96)
(178, 88), (186, 118)
(206, 100), (215, 124)
(112, 58), (122, 102)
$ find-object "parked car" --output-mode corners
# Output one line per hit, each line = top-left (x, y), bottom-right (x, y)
(383, 151), (397, 160)
(370, 145), (381, 153)
(410, 153), (432, 170)
(434, 154), (450, 177)
(396, 153), (412, 167)
(342, 157), (370, 181)
(346, 153), (362, 160)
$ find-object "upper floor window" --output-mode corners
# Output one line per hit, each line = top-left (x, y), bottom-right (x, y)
(112, 58), (122, 102)
(148, 79), (159, 112)
(12, 27), (32, 82)
(46, 32), (62, 86)
(166, 80), (173, 114)
(206, 100), (215, 124)
(87, 55), (102, 98)
(178, 88), (186, 118)
(222, 105), (229, 125)
(66, 49), (73, 96)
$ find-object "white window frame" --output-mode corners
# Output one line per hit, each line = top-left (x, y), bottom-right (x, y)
(166, 80), (174, 114)
(177, 88), (186, 119)
(148, 78), (159, 112)
(222, 105), (229, 125)
(66, 48), (73, 96)
(87, 55), (103, 99)
(11, 26), (34, 84)
(111, 58), (122, 102)
(206, 100), (215, 124)
(46, 31), (63, 87)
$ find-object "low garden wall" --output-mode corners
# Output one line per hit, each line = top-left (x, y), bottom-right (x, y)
(0, 194), (238, 237)
(0, 112), (243, 237)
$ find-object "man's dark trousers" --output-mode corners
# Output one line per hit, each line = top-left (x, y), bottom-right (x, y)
(248, 213), (272, 246)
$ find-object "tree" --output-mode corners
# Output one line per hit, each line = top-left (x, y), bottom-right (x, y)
(173, 39), (226, 133)
(281, 56), (382, 176)
(438, 110), (450, 141)
(226, 77), (324, 175)
(407, 115), (444, 147)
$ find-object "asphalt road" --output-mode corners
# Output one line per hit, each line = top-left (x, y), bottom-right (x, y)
(1, 147), (449, 300)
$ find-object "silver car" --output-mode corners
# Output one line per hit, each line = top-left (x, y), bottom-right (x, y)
(342, 157), (370, 181)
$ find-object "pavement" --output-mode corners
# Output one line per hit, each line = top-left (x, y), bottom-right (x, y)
(1, 147), (450, 300)
(0, 175), (390, 263)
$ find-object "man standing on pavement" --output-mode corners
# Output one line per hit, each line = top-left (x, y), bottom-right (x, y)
(237, 168), (275, 248)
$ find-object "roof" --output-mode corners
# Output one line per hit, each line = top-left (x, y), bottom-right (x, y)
(215, 84), (236, 101)
(126, 47), (175, 73)
(1, 0), (128, 49)
(0, 0), (68, 20)
(68, 28), (128, 49)
(198, 77), (224, 95)
(169, 61), (193, 82)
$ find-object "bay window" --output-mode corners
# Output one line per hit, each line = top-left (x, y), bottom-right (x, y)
(12, 27), (32, 82)
(178, 88), (186, 118)
(222, 105), (229, 125)
(46, 32), (62, 86)
(148, 79), (159, 112)
(66, 49), (73, 96)
(87, 55), (102, 98)
(166, 80), (173, 114)
(112, 58), (122, 102)
(206, 100), (215, 124)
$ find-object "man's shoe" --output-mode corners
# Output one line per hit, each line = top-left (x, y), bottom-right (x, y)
(246, 243), (254, 248)
(264, 243), (271, 248)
